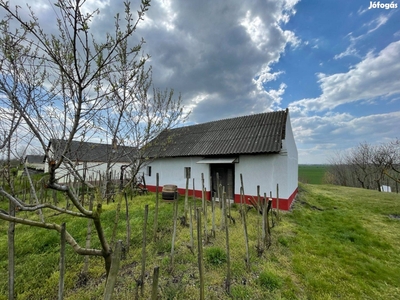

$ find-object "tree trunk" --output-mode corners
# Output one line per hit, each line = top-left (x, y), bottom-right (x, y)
(58, 223), (66, 300)
(92, 213), (112, 276)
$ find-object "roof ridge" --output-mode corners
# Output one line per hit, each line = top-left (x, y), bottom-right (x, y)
(167, 109), (288, 133)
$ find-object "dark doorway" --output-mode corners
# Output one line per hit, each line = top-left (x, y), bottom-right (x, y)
(211, 164), (234, 200)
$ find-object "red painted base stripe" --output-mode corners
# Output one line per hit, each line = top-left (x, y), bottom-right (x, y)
(146, 185), (298, 211)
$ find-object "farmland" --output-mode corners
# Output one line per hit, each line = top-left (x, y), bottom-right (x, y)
(298, 164), (329, 184)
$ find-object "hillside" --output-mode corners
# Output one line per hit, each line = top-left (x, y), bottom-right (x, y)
(1, 184), (400, 299)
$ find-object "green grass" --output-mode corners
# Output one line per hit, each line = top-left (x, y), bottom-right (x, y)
(299, 164), (329, 184)
(1, 183), (400, 299)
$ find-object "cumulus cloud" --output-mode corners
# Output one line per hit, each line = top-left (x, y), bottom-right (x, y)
(1, 0), (299, 124)
(293, 111), (400, 163)
(290, 40), (400, 112)
(133, 0), (299, 123)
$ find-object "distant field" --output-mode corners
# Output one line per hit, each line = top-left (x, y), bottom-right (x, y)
(298, 164), (329, 184)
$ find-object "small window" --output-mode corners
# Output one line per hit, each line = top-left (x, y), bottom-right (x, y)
(147, 166), (152, 177)
(184, 167), (191, 179)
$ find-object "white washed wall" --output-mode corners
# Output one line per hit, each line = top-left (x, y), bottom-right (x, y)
(283, 112), (299, 197)
(46, 161), (131, 183)
(142, 112), (298, 200)
(235, 154), (282, 198)
(142, 156), (210, 190)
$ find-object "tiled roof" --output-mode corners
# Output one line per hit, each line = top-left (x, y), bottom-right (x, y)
(146, 109), (288, 157)
(49, 139), (137, 163)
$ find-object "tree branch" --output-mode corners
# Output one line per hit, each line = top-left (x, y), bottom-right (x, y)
(0, 211), (103, 257)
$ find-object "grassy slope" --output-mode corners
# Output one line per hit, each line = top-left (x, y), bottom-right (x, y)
(1, 184), (400, 299)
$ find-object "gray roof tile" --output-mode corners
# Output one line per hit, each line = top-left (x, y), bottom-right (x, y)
(146, 109), (288, 157)
(49, 139), (137, 163)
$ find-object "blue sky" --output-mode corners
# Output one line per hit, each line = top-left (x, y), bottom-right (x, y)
(2, 0), (400, 163)
(139, 0), (400, 164)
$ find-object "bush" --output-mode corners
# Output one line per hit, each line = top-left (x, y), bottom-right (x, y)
(258, 270), (282, 291)
(205, 247), (226, 265)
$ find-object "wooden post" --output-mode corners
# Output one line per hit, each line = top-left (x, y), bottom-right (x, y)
(211, 191), (216, 238)
(153, 173), (159, 242)
(239, 174), (244, 214)
(103, 240), (122, 300)
(197, 208), (205, 300)
(140, 205), (149, 297)
(201, 173), (205, 213)
(192, 178), (196, 210)
(124, 192), (131, 254)
(58, 223), (66, 300)
(188, 193), (194, 254)
(262, 194), (268, 248)
(227, 186), (231, 221)
(110, 193), (123, 248)
(170, 193), (178, 272)
(276, 183), (280, 222)
(220, 185), (226, 230)
(83, 195), (94, 274)
(267, 193), (271, 247)
(223, 191), (231, 295)
(203, 187), (208, 244)
(269, 191), (274, 228)
(151, 266), (160, 300)
(216, 173), (221, 208)
(257, 185), (260, 215)
(240, 187), (250, 271)
(184, 172), (189, 222)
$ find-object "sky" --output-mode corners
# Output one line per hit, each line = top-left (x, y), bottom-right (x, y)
(3, 0), (400, 163)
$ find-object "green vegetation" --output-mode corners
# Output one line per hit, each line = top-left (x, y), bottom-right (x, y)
(1, 183), (400, 299)
(299, 164), (329, 184)
(258, 270), (282, 291)
(205, 246), (227, 265)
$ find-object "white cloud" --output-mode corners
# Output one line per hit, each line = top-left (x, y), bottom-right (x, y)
(364, 13), (390, 34)
(291, 40), (400, 112)
(334, 40), (359, 60)
(135, 0), (299, 123)
(1, 0), (300, 124)
(293, 110), (400, 163)
(334, 12), (395, 60)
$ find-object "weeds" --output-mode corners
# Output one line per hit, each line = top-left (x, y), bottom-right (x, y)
(205, 247), (227, 266)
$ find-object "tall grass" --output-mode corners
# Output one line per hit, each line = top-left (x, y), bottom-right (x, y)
(1, 183), (400, 299)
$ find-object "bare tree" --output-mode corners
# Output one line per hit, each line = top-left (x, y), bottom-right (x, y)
(0, 0), (186, 280)
(326, 151), (350, 186)
(373, 139), (400, 186)
(327, 140), (400, 191)
(0, 14), (44, 299)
